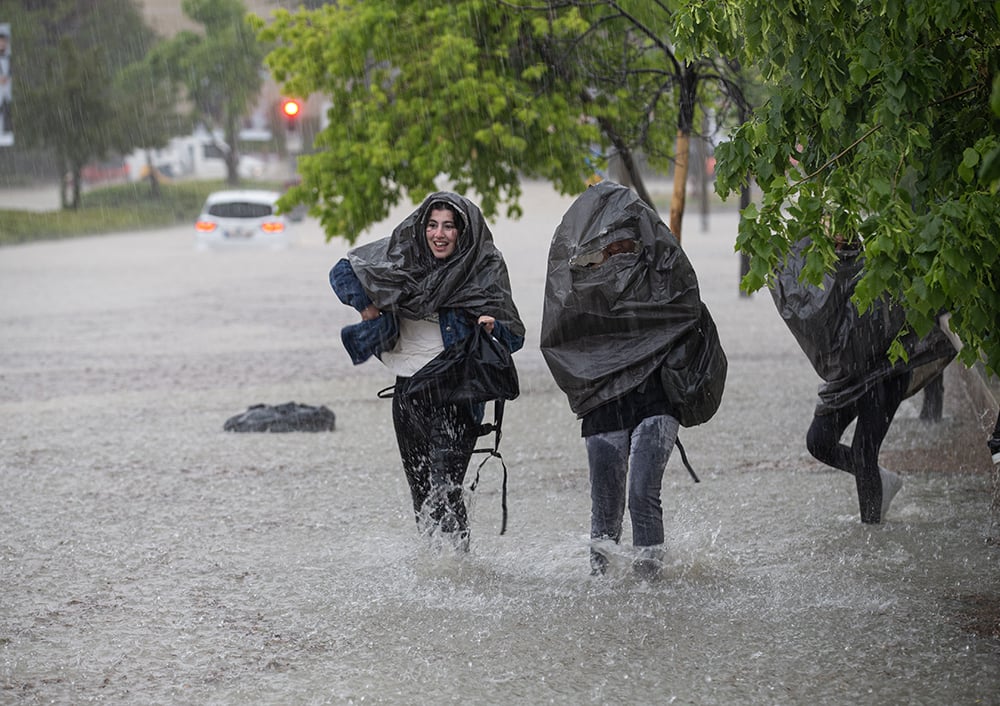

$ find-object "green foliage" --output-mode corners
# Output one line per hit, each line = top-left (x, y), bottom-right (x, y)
(255, 0), (745, 243)
(8, 1), (161, 205)
(257, 1), (594, 241)
(715, 0), (1000, 375)
(114, 45), (192, 157)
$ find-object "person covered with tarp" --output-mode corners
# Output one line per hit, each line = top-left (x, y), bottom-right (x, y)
(330, 192), (524, 551)
(771, 235), (956, 524)
(990, 412), (1000, 466)
(540, 181), (705, 579)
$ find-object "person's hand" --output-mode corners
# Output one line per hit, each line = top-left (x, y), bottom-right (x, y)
(361, 304), (381, 321)
(477, 315), (495, 334)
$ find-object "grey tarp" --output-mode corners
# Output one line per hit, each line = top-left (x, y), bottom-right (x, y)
(770, 237), (956, 414)
(346, 191), (524, 337)
(540, 182), (702, 417)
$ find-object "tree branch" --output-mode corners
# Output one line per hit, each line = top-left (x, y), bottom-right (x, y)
(790, 85), (983, 187)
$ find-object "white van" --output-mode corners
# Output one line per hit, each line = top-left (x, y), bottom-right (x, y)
(126, 130), (266, 182)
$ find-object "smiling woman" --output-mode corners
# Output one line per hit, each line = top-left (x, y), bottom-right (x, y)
(424, 202), (461, 259)
(329, 190), (525, 553)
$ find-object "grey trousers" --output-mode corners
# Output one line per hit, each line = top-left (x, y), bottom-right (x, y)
(585, 414), (679, 549)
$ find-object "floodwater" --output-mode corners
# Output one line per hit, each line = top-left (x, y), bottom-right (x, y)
(1, 182), (998, 704)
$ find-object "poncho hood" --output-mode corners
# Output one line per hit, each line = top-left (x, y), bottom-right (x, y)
(540, 182), (702, 416)
(347, 191), (524, 337)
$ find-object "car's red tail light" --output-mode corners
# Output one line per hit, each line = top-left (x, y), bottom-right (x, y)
(261, 221), (285, 233)
(195, 220), (217, 232)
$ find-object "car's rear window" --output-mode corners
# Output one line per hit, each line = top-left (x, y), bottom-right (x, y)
(207, 201), (274, 218)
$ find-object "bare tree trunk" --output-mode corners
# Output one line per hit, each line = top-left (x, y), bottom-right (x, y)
(608, 146), (656, 215)
(699, 114), (710, 232)
(56, 153), (69, 210)
(739, 181), (752, 297)
(669, 129), (690, 242)
(67, 166), (82, 210)
(669, 64), (699, 244)
(145, 150), (161, 199)
(737, 81), (752, 296)
(224, 110), (240, 187)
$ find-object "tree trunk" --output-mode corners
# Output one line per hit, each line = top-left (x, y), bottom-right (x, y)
(739, 181), (752, 297)
(669, 129), (690, 242)
(699, 113), (711, 232)
(145, 150), (161, 199)
(608, 146), (657, 216)
(57, 153), (69, 210)
(64, 164), (82, 210)
(224, 110), (240, 187)
(72, 169), (81, 209)
(737, 81), (752, 296)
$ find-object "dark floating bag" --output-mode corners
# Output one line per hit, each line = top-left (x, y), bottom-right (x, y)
(378, 324), (520, 533)
(224, 402), (336, 433)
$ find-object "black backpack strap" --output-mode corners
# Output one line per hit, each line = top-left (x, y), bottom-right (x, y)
(470, 399), (509, 534)
(381, 386), (511, 534)
(674, 437), (700, 483)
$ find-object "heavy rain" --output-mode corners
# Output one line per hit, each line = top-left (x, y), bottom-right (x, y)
(2, 0), (999, 703)
(1, 180), (998, 703)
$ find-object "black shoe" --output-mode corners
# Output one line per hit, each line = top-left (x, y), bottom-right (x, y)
(633, 546), (664, 582)
(633, 558), (662, 582)
(589, 550), (608, 576)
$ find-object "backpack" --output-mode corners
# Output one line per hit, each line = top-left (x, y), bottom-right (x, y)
(659, 301), (728, 428)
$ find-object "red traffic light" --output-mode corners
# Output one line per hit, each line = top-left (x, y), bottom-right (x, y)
(281, 98), (301, 119)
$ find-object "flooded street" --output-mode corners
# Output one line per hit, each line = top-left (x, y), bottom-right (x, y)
(1, 182), (998, 704)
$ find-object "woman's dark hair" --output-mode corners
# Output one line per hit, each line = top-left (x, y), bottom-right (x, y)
(425, 200), (465, 236)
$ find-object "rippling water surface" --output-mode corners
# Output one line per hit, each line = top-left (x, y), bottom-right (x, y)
(1, 185), (997, 704)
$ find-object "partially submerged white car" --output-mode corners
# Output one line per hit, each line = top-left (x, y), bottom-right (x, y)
(194, 190), (290, 250)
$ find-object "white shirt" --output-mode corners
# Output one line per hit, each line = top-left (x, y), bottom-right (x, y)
(379, 315), (444, 377)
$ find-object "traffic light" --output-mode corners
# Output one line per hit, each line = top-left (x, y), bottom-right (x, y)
(280, 98), (301, 130)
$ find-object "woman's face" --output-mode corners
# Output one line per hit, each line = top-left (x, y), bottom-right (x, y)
(425, 207), (459, 259)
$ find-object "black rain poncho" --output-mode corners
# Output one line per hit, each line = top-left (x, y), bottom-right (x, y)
(770, 237), (956, 414)
(540, 182), (702, 416)
(346, 191), (524, 338)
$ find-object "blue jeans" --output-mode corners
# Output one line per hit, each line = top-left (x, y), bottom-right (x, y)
(586, 414), (679, 552)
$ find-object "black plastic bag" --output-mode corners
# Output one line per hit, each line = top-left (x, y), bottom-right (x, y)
(659, 302), (728, 427)
(402, 324), (519, 406)
(379, 325), (519, 535)
(540, 181), (703, 417)
(224, 402), (336, 433)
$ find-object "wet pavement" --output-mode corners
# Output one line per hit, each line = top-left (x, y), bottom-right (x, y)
(1, 181), (998, 704)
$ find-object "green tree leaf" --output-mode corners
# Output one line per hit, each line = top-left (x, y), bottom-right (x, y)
(718, 0), (1000, 375)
